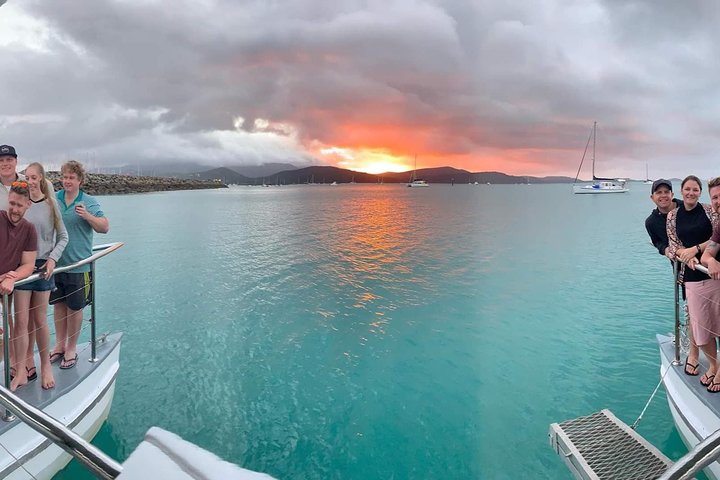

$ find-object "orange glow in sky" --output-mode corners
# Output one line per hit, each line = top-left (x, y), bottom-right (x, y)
(318, 146), (412, 174)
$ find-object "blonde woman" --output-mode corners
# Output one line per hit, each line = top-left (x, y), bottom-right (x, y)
(11, 163), (68, 390)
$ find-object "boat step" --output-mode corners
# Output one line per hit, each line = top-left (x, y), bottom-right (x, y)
(549, 409), (672, 480)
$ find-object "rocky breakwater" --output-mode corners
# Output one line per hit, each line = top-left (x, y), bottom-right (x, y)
(46, 172), (227, 195)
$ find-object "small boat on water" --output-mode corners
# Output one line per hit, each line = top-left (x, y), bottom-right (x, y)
(572, 121), (628, 194)
(408, 180), (429, 188)
(549, 262), (720, 479)
(645, 163), (654, 185)
(407, 156), (429, 188)
(0, 242), (274, 479)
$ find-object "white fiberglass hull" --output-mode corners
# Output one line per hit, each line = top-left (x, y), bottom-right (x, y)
(573, 185), (628, 194)
(0, 333), (121, 480)
(658, 334), (720, 479)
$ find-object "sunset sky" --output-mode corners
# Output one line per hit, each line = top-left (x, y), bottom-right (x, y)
(2, 1), (720, 178)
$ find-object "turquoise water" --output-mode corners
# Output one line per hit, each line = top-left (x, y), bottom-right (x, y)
(52, 182), (690, 479)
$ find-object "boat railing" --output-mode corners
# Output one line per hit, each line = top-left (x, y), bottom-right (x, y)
(549, 258), (720, 479)
(0, 241), (124, 478)
(656, 259), (720, 480)
(671, 260), (710, 365)
(658, 427), (720, 480)
(1, 242), (123, 404)
(0, 382), (123, 479)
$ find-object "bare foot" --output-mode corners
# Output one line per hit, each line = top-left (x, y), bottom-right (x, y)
(10, 373), (27, 392)
(41, 369), (55, 390)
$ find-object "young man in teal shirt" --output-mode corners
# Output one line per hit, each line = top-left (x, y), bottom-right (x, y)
(49, 161), (109, 369)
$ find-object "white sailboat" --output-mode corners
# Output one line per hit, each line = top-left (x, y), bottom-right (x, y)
(407, 156), (429, 187)
(572, 121), (628, 194)
(644, 163), (653, 184)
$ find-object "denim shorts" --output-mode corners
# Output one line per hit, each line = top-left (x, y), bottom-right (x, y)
(14, 259), (56, 292)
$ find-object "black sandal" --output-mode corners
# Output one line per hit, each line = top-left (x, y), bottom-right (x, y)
(26, 366), (37, 382)
(49, 351), (64, 364)
(59, 354), (78, 370)
(685, 358), (700, 376)
(708, 379), (720, 393)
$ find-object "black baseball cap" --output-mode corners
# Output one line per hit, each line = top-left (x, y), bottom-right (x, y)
(651, 178), (672, 193)
(0, 145), (17, 158)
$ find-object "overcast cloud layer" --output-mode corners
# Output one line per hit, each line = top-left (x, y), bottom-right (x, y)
(2, 0), (720, 178)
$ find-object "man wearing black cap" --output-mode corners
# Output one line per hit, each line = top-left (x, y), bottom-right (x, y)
(0, 145), (25, 211)
(645, 179), (682, 258)
(645, 178), (699, 375)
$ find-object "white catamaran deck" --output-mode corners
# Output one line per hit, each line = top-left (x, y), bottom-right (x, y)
(658, 333), (720, 480)
(0, 333), (121, 478)
(0, 333), (122, 436)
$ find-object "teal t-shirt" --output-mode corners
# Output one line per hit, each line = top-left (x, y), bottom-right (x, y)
(56, 190), (104, 273)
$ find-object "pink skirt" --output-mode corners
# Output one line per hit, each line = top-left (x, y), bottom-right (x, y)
(686, 279), (720, 346)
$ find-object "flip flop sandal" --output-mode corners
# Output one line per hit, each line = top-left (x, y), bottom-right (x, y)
(684, 358), (700, 376)
(49, 351), (65, 364)
(59, 354), (78, 370)
(701, 374), (715, 387)
(26, 367), (37, 382)
(708, 379), (720, 393)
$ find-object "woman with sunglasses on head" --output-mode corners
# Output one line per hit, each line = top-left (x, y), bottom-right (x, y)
(11, 163), (67, 391)
(668, 175), (720, 392)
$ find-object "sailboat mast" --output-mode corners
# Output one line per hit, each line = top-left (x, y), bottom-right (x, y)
(592, 121), (597, 180)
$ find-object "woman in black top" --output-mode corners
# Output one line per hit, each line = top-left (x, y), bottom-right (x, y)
(668, 175), (720, 391)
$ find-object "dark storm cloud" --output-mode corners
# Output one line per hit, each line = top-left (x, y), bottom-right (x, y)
(2, 0), (720, 177)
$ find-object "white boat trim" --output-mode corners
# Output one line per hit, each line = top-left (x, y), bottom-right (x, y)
(658, 333), (720, 479)
(0, 333), (122, 479)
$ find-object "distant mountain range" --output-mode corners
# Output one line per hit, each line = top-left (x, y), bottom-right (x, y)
(97, 162), (297, 179)
(185, 165), (577, 185)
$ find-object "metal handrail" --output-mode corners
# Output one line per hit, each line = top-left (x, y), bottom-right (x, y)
(0, 241), (124, 478)
(2, 242), (124, 395)
(661, 259), (720, 479)
(0, 383), (123, 479)
(659, 428), (720, 480)
(672, 261), (710, 365)
(673, 260), (681, 364)
(12, 242), (124, 288)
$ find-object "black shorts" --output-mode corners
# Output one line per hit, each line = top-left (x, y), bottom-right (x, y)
(49, 272), (92, 311)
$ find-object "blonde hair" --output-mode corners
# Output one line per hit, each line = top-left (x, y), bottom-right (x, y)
(60, 160), (86, 184)
(26, 162), (61, 232)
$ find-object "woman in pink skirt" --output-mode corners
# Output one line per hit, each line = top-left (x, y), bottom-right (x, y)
(668, 175), (720, 392)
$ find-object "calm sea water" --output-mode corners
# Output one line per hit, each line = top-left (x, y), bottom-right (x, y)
(52, 182), (693, 479)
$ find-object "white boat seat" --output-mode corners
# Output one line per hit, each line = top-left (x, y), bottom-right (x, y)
(118, 427), (275, 480)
